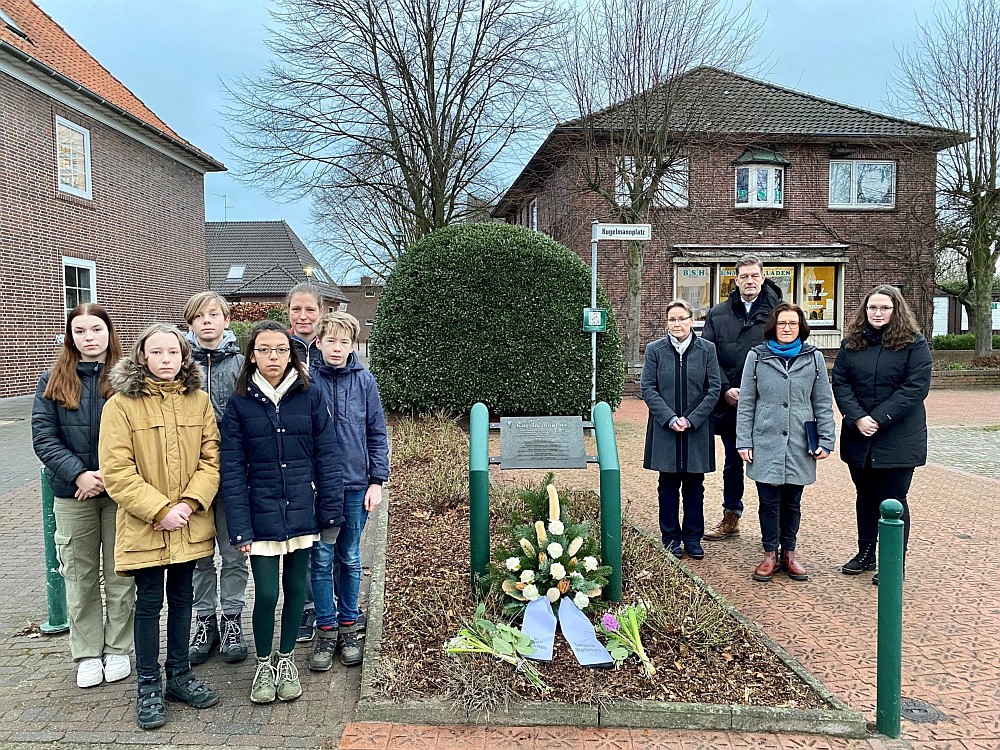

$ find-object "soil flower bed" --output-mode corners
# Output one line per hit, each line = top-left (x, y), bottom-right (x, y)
(369, 415), (842, 723)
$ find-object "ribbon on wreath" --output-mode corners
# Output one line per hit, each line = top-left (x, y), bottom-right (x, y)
(519, 597), (614, 668)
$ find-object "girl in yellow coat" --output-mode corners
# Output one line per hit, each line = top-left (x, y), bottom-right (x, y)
(99, 324), (220, 730)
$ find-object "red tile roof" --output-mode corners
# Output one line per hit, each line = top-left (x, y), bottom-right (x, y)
(0, 0), (222, 169)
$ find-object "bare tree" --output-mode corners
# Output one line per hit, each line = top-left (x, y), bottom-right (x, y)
(558, 0), (760, 365)
(897, 0), (1000, 355)
(225, 0), (563, 275)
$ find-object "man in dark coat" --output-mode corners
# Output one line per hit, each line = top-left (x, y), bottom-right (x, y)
(700, 255), (783, 540)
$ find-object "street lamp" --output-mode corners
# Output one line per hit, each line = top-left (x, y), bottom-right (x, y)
(302, 265), (314, 281)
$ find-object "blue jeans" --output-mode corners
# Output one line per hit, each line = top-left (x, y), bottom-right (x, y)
(311, 490), (368, 628)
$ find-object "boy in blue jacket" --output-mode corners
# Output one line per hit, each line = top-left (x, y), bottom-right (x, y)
(308, 312), (389, 669)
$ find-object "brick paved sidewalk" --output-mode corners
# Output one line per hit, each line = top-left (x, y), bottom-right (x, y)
(341, 389), (1000, 750)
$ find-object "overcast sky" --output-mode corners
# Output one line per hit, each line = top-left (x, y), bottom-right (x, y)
(39, 0), (945, 280)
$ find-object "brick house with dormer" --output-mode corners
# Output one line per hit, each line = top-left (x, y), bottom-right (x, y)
(0, 0), (224, 397)
(493, 67), (966, 355)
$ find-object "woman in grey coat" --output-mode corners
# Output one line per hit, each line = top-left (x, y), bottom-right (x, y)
(642, 300), (721, 559)
(736, 303), (835, 582)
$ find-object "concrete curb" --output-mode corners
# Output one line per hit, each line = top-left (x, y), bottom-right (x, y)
(358, 500), (867, 738)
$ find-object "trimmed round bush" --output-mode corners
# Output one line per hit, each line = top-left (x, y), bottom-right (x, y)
(369, 223), (625, 415)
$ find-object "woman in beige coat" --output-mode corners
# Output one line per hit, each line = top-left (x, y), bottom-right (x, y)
(100, 324), (220, 730)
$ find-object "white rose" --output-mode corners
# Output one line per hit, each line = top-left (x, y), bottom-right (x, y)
(505, 557), (521, 572)
(520, 569), (535, 583)
(548, 520), (565, 535)
(550, 562), (567, 580)
(546, 542), (564, 560)
(583, 556), (598, 571)
(522, 584), (540, 601)
(570, 571), (584, 580)
(545, 587), (561, 603)
(573, 592), (591, 609)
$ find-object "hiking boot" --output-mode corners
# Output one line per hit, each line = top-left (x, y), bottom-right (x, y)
(309, 627), (338, 672)
(275, 651), (302, 701)
(250, 654), (276, 704)
(136, 673), (166, 730)
(165, 669), (219, 709)
(703, 511), (740, 541)
(220, 613), (248, 663)
(356, 610), (367, 632)
(842, 545), (877, 575)
(339, 623), (363, 667)
(189, 614), (219, 665)
(296, 609), (316, 643)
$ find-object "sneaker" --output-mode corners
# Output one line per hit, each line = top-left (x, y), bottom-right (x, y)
(356, 611), (367, 632)
(220, 613), (248, 663)
(309, 627), (338, 672)
(77, 657), (104, 688)
(338, 624), (363, 667)
(250, 655), (276, 704)
(189, 614), (220, 665)
(703, 510), (740, 541)
(296, 609), (316, 643)
(275, 651), (302, 701)
(165, 669), (219, 709)
(103, 653), (131, 683)
(136, 674), (166, 730)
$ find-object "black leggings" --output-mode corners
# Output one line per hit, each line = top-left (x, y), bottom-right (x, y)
(133, 560), (197, 679)
(848, 465), (913, 552)
(249, 547), (311, 658)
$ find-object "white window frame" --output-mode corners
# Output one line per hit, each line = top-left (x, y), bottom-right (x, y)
(529, 198), (538, 231)
(62, 257), (97, 317)
(735, 165), (784, 209)
(55, 116), (93, 199)
(365, 318), (375, 326)
(227, 265), (246, 280)
(829, 160), (896, 209)
(364, 288), (376, 298)
(616, 157), (689, 209)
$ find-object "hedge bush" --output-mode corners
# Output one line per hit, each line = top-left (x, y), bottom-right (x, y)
(933, 333), (1000, 350)
(369, 223), (626, 416)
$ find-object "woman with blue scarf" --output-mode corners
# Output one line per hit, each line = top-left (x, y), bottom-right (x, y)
(736, 303), (836, 583)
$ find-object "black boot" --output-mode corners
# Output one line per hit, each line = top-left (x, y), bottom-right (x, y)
(136, 673), (166, 730)
(842, 543), (877, 575)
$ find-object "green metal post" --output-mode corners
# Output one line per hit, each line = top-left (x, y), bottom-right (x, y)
(592, 401), (622, 601)
(876, 498), (905, 738)
(40, 469), (69, 634)
(469, 402), (490, 593)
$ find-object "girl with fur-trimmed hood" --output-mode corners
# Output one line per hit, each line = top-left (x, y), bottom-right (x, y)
(99, 323), (220, 730)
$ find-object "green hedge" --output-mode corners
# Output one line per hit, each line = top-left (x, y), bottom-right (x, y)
(933, 333), (1000, 350)
(369, 223), (626, 416)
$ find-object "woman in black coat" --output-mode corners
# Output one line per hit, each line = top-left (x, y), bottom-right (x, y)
(641, 300), (721, 560)
(832, 285), (932, 584)
(220, 321), (343, 704)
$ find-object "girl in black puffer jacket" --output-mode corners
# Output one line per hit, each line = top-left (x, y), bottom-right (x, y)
(31, 303), (135, 689)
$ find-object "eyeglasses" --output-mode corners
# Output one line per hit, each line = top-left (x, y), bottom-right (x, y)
(776, 321), (799, 329)
(867, 306), (894, 313)
(253, 347), (291, 357)
(667, 316), (692, 324)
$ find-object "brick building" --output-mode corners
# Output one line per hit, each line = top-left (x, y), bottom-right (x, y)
(493, 67), (966, 354)
(0, 0), (224, 397)
(206, 220), (348, 310)
(338, 277), (383, 346)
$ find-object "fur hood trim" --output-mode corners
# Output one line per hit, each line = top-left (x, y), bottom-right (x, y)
(109, 357), (205, 398)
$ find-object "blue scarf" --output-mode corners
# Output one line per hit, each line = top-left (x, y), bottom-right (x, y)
(767, 339), (802, 359)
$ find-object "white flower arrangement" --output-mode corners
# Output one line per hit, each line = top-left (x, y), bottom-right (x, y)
(495, 481), (612, 613)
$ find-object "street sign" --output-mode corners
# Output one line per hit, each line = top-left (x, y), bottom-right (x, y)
(583, 307), (607, 332)
(592, 223), (652, 241)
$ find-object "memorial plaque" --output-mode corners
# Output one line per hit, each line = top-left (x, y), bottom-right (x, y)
(499, 416), (587, 470)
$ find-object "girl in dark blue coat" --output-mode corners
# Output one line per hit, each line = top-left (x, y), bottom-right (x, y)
(220, 321), (343, 705)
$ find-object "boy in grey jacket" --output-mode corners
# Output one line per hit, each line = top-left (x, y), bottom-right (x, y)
(184, 292), (250, 664)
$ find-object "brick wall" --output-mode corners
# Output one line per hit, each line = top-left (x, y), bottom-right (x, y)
(501, 139), (938, 353)
(0, 72), (211, 397)
(340, 282), (382, 343)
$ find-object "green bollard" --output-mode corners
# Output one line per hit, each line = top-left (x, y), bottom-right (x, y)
(592, 401), (622, 601)
(876, 498), (905, 738)
(39, 469), (70, 634)
(469, 402), (490, 593)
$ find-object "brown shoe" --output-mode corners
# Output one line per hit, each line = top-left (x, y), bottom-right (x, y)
(703, 511), (740, 541)
(752, 551), (779, 582)
(781, 550), (809, 581)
